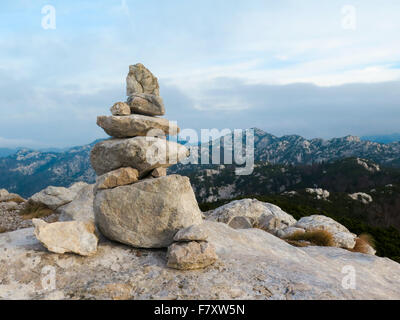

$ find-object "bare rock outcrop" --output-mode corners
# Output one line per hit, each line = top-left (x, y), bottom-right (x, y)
(205, 199), (296, 232)
(295, 215), (357, 249)
(29, 183), (88, 211)
(1, 221), (400, 300)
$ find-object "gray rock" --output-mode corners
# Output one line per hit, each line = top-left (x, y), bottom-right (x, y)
(96, 114), (179, 138)
(206, 199), (296, 232)
(2, 221), (400, 300)
(29, 186), (77, 210)
(349, 192), (373, 204)
(256, 215), (283, 234)
(110, 102), (131, 116)
(228, 216), (253, 229)
(95, 167), (139, 190)
(58, 184), (95, 222)
(33, 219), (98, 256)
(174, 224), (209, 242)
(0, 201), (19, 211)
(295, 215), (357, 249)
(276, 227), (306, 239)
(90, 137), (189, 177)
(167, 241), (218, 270)
(305, 188), (330, 200)
(126, 63), (160, 96)
(94, 175), (203, 248)
(151, 167), (167, 178)
(333, 232), (357, 249)
(67, 182), (89, 194)
(127, 93), (165, 116)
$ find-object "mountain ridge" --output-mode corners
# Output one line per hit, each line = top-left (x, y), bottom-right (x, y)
(1, 129), (400, 197)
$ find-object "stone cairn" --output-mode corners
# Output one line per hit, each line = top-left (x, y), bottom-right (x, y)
(28, 64), (217, 269)
(90, 63), (214, 264)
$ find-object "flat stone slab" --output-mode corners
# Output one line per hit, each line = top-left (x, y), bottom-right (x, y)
(90, 137), (189, 177)
(97, 114), (179, 138)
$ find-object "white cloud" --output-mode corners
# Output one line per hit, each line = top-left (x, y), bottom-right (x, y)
(0, 0), (399, 147)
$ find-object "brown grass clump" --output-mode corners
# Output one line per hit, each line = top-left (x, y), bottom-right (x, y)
(0, 226), (7, 234)
(286, 230), (335, 247)
(19, 202), (53, 220)
(4, 196), (25, 204)
(350, 234), (376, 254)
(285, 239), (311, 247)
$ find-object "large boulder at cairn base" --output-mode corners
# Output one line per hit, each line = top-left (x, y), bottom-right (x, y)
(126, 63), (160, 96)
(90, 137), (189, 177)
(94, 175), (203, 248)
(96, 114), (179, 138)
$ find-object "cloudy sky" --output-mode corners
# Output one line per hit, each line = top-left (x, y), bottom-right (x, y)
(0, 0), (399, 148)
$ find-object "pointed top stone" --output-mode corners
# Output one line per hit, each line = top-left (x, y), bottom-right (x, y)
(126, 63), (160, 97)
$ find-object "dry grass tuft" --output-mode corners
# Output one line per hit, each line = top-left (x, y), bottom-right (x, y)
(350, 234), (376, 254)
(285, 239), (311, 247)
(4, 196), (25, 204)
(19, 202), (53, 220)
(286, 230), (335, 247)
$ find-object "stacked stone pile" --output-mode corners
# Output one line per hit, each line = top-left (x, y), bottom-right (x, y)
(91, 63), (204, 249)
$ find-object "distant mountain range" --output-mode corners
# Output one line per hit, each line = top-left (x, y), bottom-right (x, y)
(0, 148), (18, 158)
(0, 142), (98, 197)
(1, 129), (400, 198)
(361, 133), (400, 144)
(189, 158), (400, 230)
(175, 128), (400, 170)
(0, 146), (70, 158)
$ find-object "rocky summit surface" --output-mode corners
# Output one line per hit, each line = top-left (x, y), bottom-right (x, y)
(1, 221), (400, 300)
